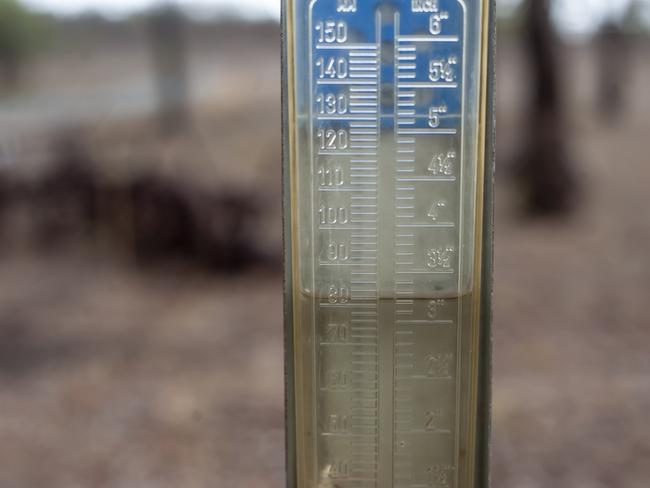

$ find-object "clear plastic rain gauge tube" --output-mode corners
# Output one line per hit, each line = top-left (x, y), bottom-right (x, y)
(283, 1), (494, 487)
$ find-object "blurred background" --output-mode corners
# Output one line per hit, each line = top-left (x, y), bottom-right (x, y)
(0, 0), (648, 486)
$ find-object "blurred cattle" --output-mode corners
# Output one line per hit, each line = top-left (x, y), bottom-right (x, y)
(0, 134), (274, 272)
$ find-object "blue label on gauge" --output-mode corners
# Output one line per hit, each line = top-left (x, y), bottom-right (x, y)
(310, 0), (465, 131)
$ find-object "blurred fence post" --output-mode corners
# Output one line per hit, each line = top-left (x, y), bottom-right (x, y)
(0, 0), (42, 88)
(516, 0), (577, 215)
(148, 5), (190, 135)
(596, 21), (629, 122)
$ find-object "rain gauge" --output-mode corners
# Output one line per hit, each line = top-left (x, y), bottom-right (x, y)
(282, 1), (494, 487)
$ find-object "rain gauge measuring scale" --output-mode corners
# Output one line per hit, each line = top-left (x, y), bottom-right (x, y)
(283, 1), (494, 487)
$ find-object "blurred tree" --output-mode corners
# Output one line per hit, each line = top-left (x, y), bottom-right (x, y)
(0, 0), (43, 87)
(147, 4), (190, 135)
(622, 0), (650, 35)
(515, 0), (577, 215)
(496, 0), (527, 38)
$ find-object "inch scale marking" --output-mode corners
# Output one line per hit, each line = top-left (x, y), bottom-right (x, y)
(392, 7), (466, 488)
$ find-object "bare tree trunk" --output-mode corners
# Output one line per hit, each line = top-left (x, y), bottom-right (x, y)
(516, 0), (577, 215)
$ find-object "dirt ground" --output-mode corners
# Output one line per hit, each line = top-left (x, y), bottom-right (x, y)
(0, 25), (648, 488)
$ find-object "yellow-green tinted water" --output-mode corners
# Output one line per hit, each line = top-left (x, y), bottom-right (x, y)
(292, 293), (480, 488)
